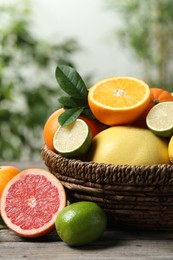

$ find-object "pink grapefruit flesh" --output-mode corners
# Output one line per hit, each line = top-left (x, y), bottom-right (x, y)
(0, 168), (66, 237)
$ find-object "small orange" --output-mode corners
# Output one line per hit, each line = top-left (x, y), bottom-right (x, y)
(0, 166), (21, 198)
(43, 108), (65, 151)
(134, 88), (173, 128)
(88, 76), (151, 126)
(43, 108), (100, 152)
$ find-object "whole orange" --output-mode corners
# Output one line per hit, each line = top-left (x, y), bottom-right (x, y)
(43, 108), (100, 152)
(0, 166), (21, 198)
(43, 108), (65, 151)
(134, 88), (173, 128)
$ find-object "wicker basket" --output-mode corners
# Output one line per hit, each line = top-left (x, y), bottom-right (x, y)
(41, 144), (173, 230)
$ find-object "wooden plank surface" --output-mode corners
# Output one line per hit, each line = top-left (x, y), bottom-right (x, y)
(1, 161), (173, 259)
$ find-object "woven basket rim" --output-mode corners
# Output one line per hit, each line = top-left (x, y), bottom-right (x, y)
(41, 144), (172, 170)
(41, 144), (173, 186)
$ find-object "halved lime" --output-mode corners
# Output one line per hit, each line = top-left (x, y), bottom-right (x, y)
(146, 102), (173, 137)
(53, 119), (92, 158)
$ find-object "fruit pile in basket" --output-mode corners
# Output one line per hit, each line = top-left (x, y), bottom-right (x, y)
(43, 65), (173, 166)
(1, 65), (173, 245)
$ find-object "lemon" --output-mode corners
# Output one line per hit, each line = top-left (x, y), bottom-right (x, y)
(168, 136), (173, 163)
(53, 119), (92, 158)
(55, 201), (107, 246)
(146, 102), (173, 137)
(87, 126), (170, 166)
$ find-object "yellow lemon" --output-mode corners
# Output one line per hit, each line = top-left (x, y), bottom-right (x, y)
(168, 136), (173, 163)
(87, 126), (170, 166)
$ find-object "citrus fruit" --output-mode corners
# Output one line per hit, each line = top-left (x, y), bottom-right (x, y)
(0, 166), (20, 198)
(55, 201), (107, 246)
(79, 115), (100, 138)
(146, 102), (173, 137)
(134, 88), (173, 128)
(0, 168), (66, 238)
(87, 126), (170, 166)
(43, 108), (99, 152)
(43, 108), (65, 151)
(88, 76), (151, 126)
(168, 136), (173, 163)
(53, 119), (92, 158)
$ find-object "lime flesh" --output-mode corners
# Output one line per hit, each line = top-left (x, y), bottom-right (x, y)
(55, 201), (107, 246)
(146, 102), (173, 137)
(53, 119), (92, 158)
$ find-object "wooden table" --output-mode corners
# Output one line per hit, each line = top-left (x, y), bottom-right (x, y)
(1, 161), (173, 259)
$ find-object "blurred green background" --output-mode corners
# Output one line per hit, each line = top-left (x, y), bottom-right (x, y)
(1, 0), (173, 161)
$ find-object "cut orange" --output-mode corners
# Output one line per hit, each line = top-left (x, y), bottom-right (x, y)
(88, 77), (151, 126)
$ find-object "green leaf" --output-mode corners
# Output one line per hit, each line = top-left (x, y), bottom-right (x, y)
(58, 96), (88, 108)
(55, 65), (88, 99)
(82, 108), (96, 119)
(58, 107), (84, 127)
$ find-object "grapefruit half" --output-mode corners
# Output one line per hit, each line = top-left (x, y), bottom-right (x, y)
(0, 168), (66, 238)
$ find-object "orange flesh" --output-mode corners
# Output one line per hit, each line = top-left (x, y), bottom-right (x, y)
(92, 79), (147, 108)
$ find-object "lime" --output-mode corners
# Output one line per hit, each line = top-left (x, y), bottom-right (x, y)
(168, 136), (173, 163)
(53, 119), (92, 158)
(55, 201), (107, 246)
(146, 102), (173, 137)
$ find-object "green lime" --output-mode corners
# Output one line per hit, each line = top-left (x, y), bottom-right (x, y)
(146, 102), (173, 137)
(53, 119), (92, 158)
(55, 201), (107, 246)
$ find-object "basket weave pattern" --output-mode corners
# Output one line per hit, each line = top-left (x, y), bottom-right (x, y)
(41, 144), (173, 230)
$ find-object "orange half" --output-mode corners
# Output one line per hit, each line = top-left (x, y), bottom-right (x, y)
(88, 76), (151, 125)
